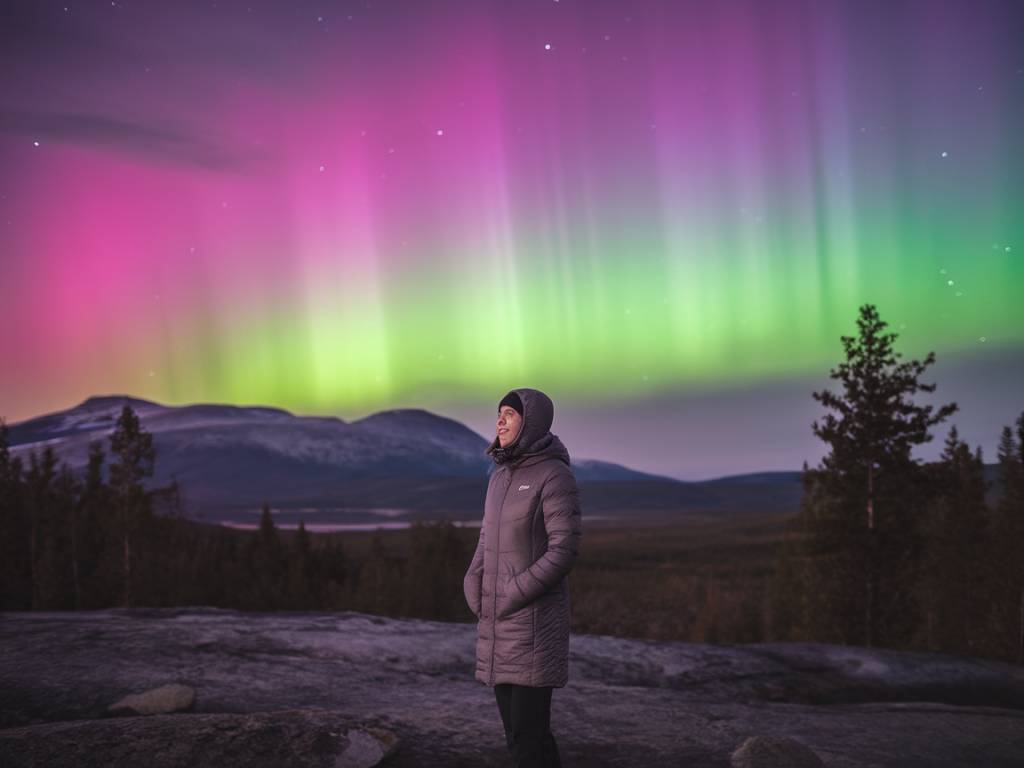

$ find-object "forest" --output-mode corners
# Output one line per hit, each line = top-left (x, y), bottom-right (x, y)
(1, 304), (1021, 665)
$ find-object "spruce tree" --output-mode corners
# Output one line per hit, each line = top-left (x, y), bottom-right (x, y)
(25, 446), (60, 609)
(108, 405), (156, 608)
(804, 303), (957, 647)
(0, 419), (31, 609)
(57, 462), (83, 610)
(79, 440), (116, 607)
(320, 538), (351, 610)
(285, 519), (313, 609)
(359, 530), (396, 615)
(992, 416), (1024, 662)
(248, 501), (286, 609)
(917, 426), (988, 654)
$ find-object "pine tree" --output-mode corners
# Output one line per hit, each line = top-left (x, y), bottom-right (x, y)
(57, 462), (83, 610)
(991, 416), (1024, 662)
(25, 446), (60, 609)
(319, 538), (350, 610)
(286, 519), (313, 609)
(108, 406), (156, 608)
(247, 501), (286, 609)
(78, 440), (116, 607)
(804, 303), (957, 647)
(917, 426), (988, 654)
(0, 419), (31, 609)
(1018, 412), (1024, 468)
(358, 530), (396, 615)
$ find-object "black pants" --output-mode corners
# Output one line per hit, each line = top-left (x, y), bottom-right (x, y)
(493, 683), (562, 767)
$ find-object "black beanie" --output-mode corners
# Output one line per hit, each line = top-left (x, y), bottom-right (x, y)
(499, 391), (523, 417)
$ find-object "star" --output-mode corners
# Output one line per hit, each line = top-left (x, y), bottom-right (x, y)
(436, 129), (444, 136)
(544, 43), (552, 50)
(32, 140), (39, 147)
(941, 151), (948, 157)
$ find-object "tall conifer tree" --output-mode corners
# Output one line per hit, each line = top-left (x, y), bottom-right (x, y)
(804, 303), (957, 646)
(992, 416), (1024, 662)
(108, 406), (155, 607)
(918, 426), (988, 653)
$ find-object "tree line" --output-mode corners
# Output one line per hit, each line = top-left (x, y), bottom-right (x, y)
(0, 406), (470, 619)
(1, 302), (1021, 664)
(769, 304), (1024, 664)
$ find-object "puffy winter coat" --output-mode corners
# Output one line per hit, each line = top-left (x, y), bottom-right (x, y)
(463, 388), (583, 688)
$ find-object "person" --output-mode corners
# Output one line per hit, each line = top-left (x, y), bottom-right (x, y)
(463, 387), (583, 768)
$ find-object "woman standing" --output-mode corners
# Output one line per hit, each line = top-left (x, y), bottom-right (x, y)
(464, 387), (583, 767)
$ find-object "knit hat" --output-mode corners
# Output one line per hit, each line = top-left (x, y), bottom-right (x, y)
(498, 391), (524, 417)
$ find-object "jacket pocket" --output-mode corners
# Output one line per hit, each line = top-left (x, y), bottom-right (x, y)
(496, 560), (530, 618)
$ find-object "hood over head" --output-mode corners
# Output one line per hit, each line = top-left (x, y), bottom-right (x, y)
(485, 387), (570, 468)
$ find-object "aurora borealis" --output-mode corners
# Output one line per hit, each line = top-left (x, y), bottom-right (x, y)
(1, 0), (1022, 480)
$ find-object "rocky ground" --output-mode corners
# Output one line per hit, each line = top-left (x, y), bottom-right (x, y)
(2, 607), (1023, 766)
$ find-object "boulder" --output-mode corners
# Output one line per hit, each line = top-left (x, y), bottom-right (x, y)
(108, 683), (195, 716)
(731, 734), (825, 768)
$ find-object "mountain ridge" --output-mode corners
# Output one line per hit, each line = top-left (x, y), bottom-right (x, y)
(9, 395), (749, 524)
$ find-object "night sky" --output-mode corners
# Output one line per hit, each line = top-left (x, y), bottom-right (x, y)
(1, 0), (1022, 480)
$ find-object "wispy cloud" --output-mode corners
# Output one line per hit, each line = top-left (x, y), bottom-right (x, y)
(0, 109), (262, 172)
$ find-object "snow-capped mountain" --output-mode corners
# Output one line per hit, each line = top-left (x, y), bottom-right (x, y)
(7, 395), (737, 524)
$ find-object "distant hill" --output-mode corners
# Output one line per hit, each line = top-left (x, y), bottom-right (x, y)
(10, 395), (1001, 528)
(7, 395), (736, 525)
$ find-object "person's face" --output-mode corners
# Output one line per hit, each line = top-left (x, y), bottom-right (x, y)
(496, 405), (523, 447)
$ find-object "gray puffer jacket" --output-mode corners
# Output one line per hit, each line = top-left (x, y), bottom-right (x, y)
(463, 388), (583, 688)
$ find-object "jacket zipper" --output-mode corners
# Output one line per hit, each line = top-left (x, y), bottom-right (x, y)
(489, 466), (515, 685)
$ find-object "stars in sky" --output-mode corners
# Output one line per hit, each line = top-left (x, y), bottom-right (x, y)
(4, 0), (1019, 462)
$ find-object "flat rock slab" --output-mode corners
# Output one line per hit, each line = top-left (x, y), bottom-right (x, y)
(2, 608), (1024, 767)
(0, 709), (399, 768)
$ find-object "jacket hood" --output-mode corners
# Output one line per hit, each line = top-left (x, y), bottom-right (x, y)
(485, 387), (570, 468)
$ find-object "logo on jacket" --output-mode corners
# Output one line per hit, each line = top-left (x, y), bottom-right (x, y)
(518, 484), (531, 491)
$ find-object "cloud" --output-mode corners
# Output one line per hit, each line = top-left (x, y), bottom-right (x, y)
(0, 108), (262, 172)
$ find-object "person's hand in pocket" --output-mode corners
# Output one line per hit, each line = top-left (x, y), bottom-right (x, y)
(496, 560), (526, 619)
